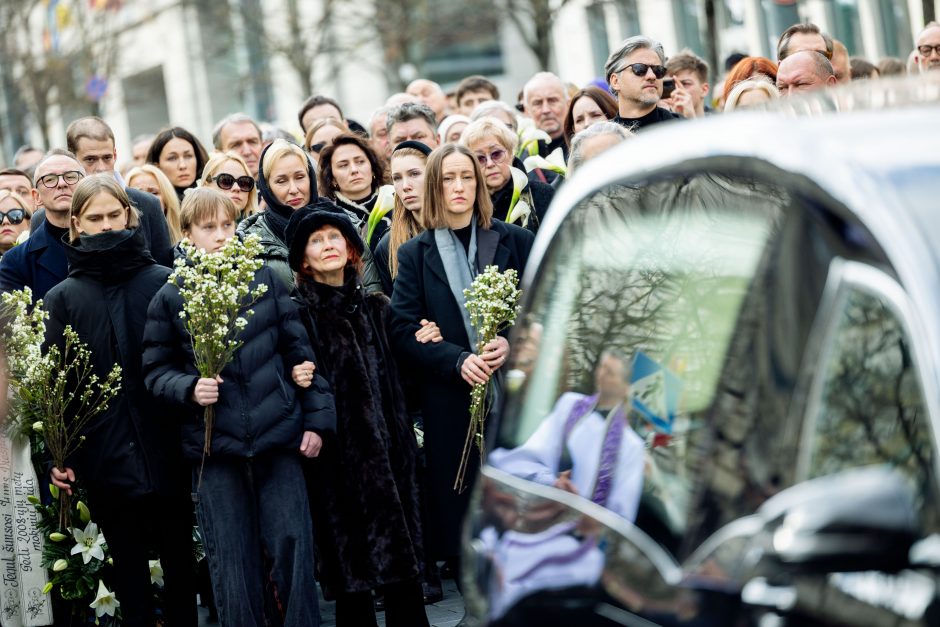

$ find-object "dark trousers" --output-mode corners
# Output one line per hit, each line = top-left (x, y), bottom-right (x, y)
(193, 453), (319, 627)
(335, 580), (430, 627)
(92, 491), (197, 626)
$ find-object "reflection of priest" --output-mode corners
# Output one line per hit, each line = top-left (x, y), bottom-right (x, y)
(486, 349), (645, 617)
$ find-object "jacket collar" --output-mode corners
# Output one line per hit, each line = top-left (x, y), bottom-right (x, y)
(416, 221), (511, 284)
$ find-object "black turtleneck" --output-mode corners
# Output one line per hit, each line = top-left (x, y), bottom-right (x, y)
(63, 228), (155, 282)
(453, 223), (473, 254)
(45, 221), (69, 246)
(612, 107), (681, 132)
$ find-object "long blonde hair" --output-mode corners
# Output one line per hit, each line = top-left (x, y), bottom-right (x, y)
(388, 147), (428, 280)
(69, 174), (140, 242)
(126, 164), (183, 244)
(199, 152), (259, 219)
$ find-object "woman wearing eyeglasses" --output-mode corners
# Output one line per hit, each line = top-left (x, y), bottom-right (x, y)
(461, 117), (554, 234)
(605, 36), (681, 132)
(0, 190), (31, 256)
(200, 152), (258, 222)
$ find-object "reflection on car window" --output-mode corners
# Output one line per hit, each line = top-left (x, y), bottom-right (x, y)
(805, 287), (940, 532)
(494, 173), (788, 557)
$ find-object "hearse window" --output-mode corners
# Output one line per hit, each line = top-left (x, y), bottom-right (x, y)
(803, 284), (940, 533)
(491, 172), (789, 556)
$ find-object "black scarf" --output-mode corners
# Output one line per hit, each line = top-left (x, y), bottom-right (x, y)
(63, 228), (155, 283)
(256, 142), (320, 244)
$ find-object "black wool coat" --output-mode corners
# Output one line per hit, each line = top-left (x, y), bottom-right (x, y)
(142, 264), (336, 461)
(389, 219), (534, 558)
(43, 229), (183, 498)
(294, 271), (423, 593)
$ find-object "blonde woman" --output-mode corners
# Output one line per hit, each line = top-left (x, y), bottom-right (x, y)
(200, 152), (259, 221)
(126, 164), (183, 244)
(461, 117), (554, 233)
(724, 76), (780, 111)
(0, 190), (32, 255)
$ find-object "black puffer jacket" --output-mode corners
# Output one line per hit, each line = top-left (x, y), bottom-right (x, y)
(142, 263), (336, 461)
(43, 228), (181, 498)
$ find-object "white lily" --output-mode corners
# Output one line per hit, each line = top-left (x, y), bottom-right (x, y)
(366, 184), (396, 246)
(89, 579), (120, 617)
(506, 167), (532, 227)
(516, 117), (551, 157)
(523, 147), (567, 177)
(69, 520), (106, 564)
(149, 559), (164, 587)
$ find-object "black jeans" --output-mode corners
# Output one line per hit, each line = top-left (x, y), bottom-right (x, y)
(193, 453), (319, 627)
(91, 491), (197, 626)
(335, 580), (430, 627)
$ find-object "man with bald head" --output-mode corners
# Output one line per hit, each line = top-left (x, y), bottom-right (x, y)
(915, 22), (940, 74)
(406, 79), (448, 122)
(522, 72), (570, 157)
(0, 150), (84, 298)
(776, 50), (838, 96)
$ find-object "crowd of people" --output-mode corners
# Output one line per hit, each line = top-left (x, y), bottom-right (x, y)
(0, 18), (937, 627)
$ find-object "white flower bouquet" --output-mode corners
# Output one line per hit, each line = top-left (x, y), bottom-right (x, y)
(454, 266), (522, 492)
(169, 235), (267, 461)
(1, 288), (122, 529)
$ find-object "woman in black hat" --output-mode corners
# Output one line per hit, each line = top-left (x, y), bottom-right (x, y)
(287, 202), (429, 627)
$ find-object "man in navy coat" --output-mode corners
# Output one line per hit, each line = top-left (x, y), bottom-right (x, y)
(0, 150), (82, 299)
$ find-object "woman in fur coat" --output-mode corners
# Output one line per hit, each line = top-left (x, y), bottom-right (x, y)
(286, 200), (430, 627)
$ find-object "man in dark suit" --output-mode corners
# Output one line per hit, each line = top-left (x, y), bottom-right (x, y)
(65, 116), (173, 266)
(0, 150), (82, 298)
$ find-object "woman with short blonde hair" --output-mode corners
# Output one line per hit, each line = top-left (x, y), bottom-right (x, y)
(724, 76), (780, 111)
(127, 164), (183, 244)
(461, 118), (554, 233)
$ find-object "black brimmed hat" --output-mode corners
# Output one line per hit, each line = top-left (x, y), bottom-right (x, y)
(285, 200), (365, 272)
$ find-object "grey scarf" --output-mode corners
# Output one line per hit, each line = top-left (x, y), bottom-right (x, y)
(434, 223), (478, 348)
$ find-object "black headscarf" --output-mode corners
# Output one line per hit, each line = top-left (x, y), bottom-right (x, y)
(256, 141), (320, 244)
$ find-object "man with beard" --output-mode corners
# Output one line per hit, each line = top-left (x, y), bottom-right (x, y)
(605, 36), (680, 131)
(916, 22), (940, 74)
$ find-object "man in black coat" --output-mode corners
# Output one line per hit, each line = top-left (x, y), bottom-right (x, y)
(64, 116), (173, 266)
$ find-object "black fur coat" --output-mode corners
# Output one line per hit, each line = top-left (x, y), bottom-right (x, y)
(294, 269), (423, 593)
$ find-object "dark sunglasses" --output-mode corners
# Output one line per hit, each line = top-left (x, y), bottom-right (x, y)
(621, 63), (668, 79)
(209, 173), (255, 192)
(308, 142), (326, 155)
(0, 209), (27, 225)
(475, 148), (509, 166)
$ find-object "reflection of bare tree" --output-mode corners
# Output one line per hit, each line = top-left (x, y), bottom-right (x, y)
(810, 290), (938, 529)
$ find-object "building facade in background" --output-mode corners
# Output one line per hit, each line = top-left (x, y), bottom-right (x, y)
(0, 0), (935, 165)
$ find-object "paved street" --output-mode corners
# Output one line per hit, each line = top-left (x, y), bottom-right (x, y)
(198, 579), (465, 626)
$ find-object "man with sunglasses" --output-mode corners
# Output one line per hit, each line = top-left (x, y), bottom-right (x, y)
(915, 22), (940, 74)
(605, 36), (680, 132)
(0, 150), (83, 298)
